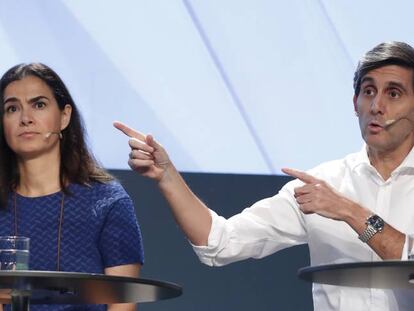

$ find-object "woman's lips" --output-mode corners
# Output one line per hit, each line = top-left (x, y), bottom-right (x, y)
(19, 132), (39, 138)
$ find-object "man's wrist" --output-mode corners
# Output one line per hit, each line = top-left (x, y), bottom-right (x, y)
(358, 214), (385, 243)
(341, 201), (367, 223)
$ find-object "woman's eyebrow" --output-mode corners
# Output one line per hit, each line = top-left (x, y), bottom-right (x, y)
(28, 95), (49, 103)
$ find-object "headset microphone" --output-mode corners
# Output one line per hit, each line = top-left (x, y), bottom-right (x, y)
(44, 132), (62, 139)
(384, 116), (412, 129)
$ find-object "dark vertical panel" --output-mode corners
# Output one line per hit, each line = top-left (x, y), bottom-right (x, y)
(111, 170), (313, 310)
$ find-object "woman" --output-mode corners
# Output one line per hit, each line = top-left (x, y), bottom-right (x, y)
(0, 63), (144, 310)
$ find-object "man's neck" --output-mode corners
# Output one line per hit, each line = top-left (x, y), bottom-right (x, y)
(368, 142), (414, 181)
(16, 153), (62, 197)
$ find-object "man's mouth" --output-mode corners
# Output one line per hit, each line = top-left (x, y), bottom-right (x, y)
(367, 121), (384, 133)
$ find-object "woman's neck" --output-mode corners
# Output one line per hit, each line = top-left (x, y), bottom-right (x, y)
(16, 152), (62, 197)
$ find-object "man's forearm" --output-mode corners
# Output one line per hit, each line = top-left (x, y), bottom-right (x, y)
(344, 202), (405, 260)
(159, 164), (212, 246)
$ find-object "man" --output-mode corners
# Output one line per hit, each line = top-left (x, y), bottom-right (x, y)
(114, 41), (414, 310)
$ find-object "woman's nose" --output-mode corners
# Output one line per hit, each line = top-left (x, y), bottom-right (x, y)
(19, 109), (34, 126)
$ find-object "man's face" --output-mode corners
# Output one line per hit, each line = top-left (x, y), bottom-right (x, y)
(354, 65), (414, 153)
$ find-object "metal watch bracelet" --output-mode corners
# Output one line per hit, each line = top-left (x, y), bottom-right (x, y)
(358, 225), (377, 243)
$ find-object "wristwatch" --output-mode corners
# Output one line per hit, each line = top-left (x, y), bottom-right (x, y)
(358, 214), (385, 243)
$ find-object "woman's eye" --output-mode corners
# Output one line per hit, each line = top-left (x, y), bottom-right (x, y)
(4, 105), (17, 113)
(34, 101), (46, 109)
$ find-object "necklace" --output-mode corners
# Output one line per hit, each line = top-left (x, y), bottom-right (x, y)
(13, 191), (65, 271)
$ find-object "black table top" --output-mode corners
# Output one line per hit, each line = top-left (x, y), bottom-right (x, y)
(298, 260), (414, 289)
(0, 270), (182, 304)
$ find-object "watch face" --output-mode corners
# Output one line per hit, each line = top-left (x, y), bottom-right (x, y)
(367, 215), (385, 230)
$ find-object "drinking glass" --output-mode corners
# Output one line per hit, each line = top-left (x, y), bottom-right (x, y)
(0, 236), (29, 270)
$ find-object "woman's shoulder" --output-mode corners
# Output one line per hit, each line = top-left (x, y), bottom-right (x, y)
(69, 180), (130, 203)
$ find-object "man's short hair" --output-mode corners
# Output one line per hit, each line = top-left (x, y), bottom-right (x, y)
(354, 41), (414, 96)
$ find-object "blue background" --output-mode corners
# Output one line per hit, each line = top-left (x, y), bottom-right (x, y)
(2, 1), (411, 174)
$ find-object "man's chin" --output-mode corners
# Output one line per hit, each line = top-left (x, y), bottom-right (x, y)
(364, 137), (392, 152)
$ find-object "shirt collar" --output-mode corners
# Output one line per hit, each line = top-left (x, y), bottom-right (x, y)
(350, 144), (414, 173)
(349, 145), (371, 172)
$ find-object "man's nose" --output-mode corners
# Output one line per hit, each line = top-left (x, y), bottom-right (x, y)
(370, 94), (386, 115)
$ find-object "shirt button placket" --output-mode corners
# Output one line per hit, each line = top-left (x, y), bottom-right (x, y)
(370, 179), (392, 310)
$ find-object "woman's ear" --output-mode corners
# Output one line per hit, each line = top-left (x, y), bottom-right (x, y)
(60, 104), (72, 130)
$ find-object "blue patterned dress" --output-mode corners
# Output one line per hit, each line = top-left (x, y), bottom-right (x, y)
(0, 181), (144, 310)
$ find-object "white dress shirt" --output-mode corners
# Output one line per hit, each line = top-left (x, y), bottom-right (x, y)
(192, 146), (414, 310)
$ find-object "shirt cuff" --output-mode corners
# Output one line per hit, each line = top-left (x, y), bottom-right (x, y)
(191, 209), (227, 266)
(401, 234), (410, 260)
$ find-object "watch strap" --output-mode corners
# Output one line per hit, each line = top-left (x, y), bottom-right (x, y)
(358, 214), (384, 243)
(358, 225), (378, 243)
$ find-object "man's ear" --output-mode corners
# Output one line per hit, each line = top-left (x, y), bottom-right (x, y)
(353, 95), (358, 116)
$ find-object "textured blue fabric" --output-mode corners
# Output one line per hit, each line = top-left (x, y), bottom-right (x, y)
(0, 181), (144, 310)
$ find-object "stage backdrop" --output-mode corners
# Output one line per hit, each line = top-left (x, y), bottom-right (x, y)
(3, 1), (414, 175)
(111, 169), (312, 311)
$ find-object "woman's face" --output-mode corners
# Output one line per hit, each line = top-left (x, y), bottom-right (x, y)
(2, 75), (71, 159)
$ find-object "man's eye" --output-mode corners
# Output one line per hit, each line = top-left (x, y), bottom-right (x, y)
(363, 88), (375, 96)
(389, 90), (401, 98)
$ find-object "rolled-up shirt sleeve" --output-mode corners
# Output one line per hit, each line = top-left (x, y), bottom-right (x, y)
(192, 181), (308, 266)
(400, 233), (413, 260)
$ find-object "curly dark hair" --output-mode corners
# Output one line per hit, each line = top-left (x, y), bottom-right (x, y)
(0, 63), (113, 207)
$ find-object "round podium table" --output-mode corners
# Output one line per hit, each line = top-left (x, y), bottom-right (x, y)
(298, 260), (414, 289)
(0, 270), (182, 310)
